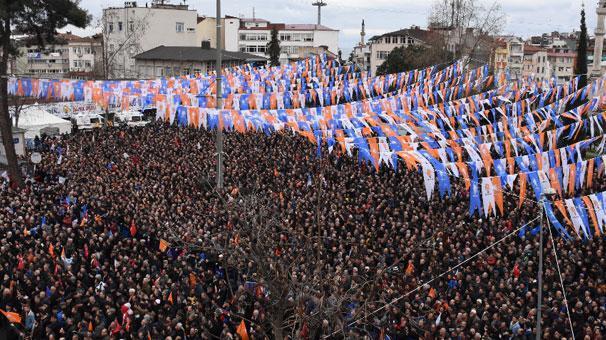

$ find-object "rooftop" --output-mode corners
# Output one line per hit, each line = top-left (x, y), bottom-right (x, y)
(369, 26), (439, 43)
(134, 45), (267, 62)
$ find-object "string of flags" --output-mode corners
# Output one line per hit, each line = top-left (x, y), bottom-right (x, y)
(10, 53), (606, 239)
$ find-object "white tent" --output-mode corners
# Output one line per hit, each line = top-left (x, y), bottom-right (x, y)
(17, 104), (72, 139)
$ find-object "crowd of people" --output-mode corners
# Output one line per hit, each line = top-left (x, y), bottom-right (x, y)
(0, 122), (604, 339)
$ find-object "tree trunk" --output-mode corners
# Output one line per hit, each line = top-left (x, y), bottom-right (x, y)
(271, 316), (284, 340)
(0, 19), (22, 187)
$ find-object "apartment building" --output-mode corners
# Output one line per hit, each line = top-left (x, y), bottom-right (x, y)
(103, 1), (198, 78)
(522, 44), (575, 83)
(16, 32), (102, 79)
(197, 16), (339, 64)
(368, 26), (436, 76)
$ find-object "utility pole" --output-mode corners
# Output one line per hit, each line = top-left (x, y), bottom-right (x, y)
(312, 0), (327, 26)
(536, 195), (544, 340)
(215, 0), (224, 189)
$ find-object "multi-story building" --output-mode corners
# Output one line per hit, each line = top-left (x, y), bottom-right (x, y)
(15, 32), (102, 79)
(522, 44), (575, 83)
(507, 37), (524, 80)
(548, 51), (575, 83)
(492, 38), (508, 76)
(368, 26), (436, 76)
(19, 43), (70, 79)
(103, 1), (198, 79)
(196, 15), (240, 51)
(63, 33), (103, 78)
(197, 16), (339, 64)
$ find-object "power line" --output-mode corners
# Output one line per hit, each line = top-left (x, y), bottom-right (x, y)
(324, 214), (542, 338)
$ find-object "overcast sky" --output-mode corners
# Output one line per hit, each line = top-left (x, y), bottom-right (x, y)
(66, 0), (594, 54)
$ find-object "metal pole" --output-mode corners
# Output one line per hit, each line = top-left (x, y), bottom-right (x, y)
(536, 196), (544, 340)
(215, 0), (224, 189)
(317, 5), (321, 25)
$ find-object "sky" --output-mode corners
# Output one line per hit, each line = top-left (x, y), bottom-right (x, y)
(65, 0), (595, 55)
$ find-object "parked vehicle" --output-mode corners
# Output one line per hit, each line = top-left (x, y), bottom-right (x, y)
(114, 110), (149, 127)
(71, 113), (105, 130)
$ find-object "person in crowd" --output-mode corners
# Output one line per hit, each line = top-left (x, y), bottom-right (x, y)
(0, 123), (604, 339)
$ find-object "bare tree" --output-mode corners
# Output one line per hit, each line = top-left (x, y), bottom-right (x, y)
(8, 95), (31, 128)
(428, 0), (505, 66)
(98, 10), (151, 79)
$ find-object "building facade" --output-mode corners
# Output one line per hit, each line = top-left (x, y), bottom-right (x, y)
(492, 39), (508, 77)
(134, 45), (266, 78)
(368, 26), (435, 76)
(197, 16), (339, 64)
(522, 44), (575, 83)
(195, 15), (240, 51)
(103, 1), (198, 79)
(15, 32), (102, 79)
(507, 37), (525, 80)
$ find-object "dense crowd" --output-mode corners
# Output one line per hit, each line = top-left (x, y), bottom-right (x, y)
(0, 123), (605, 339)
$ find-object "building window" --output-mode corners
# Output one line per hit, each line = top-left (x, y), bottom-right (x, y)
(282, 46), (299, 54)
(376, 51), (389, 60)
(129, 21), (134, 31)
(118, 21), (123, 31)
(109, 23), (114, 32)
(240, 33), (268, 41)
(176, 22), (184, 33)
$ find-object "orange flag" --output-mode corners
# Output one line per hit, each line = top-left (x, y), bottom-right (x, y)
(236, 320), (249, 340)
(168, 292), (174, 305)
(428, 287), (437, 299)
(582, 196), (600, 236)
(405, 261), (415, 276)
(554, 200), (574, 229)
(492, 177), (504, 215)
(159, 239), (169, 252)
(587, 159), (595, 188)
(568, 163), (576, 194)
(130, 220), (137, 238)
(0, 309), (22, 324)
(61, 247), (65, 259)
(518, 174), (527, 208)
(49, 244), (55, 258)
(88, 321), (93, 332)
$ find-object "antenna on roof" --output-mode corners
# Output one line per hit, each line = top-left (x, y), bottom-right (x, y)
(312, 0), (327, 26)
(252, 7), (255, 20)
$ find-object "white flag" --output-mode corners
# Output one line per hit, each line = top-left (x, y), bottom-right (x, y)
(481, 177), (496, 217)
(564, 199), (586, 238)
(589, 194), (606, 234)
(420, 160), (435, 201)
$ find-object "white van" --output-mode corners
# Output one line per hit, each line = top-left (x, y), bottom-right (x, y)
(71, 113), (105, 130)
(114, 110), (149, 127)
